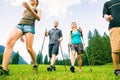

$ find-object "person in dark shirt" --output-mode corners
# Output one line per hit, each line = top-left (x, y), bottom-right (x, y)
(45, 20), (63, 71)
(103, 0), (120, 76)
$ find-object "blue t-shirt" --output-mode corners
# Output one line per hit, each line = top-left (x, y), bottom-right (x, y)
(71, 30), (82, 44)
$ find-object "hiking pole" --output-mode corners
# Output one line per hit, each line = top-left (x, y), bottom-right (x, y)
(60, 43), (66, 71)
(68, 44), (71, 66)
(82, 37), (92, 72)
(40, 29), (47, 53)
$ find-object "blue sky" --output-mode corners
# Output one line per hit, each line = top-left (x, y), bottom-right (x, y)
(0, 0), (109, 63)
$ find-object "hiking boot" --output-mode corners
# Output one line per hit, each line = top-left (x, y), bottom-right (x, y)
(47, 65), (56, 71)
(70, 66), (75, 73)
(0, 66), (9, 75)
(33, 65), (38, 72)
(114, 69), (120, 76)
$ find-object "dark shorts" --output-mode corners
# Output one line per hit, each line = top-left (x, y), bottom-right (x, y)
(16, 24), (35, 34)
(49, 43), (59, 58)
(71, 43), (84, 54)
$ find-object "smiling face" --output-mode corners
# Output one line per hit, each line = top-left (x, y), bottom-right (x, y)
(71, 22), (77, 30)
(54, 20), (59, 28)
(30, 0), (39, 6)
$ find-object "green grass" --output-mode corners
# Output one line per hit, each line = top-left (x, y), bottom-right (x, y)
(0, 63), (120, 80)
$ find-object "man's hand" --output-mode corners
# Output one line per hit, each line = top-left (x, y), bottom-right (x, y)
(58, 37), (63, 42)
(104, 14), (113, 22)
(44, 29), (48, 36)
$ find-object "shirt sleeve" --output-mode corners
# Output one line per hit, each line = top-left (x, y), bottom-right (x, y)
(59, 30), (63, 37)
(103, 2), (110, 17)
(48, 30), (50, 36)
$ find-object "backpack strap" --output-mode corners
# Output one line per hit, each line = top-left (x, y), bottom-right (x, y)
(70, 29), (83, 38)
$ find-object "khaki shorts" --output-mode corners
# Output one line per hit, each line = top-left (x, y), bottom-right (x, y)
(109, 27), (120, 53)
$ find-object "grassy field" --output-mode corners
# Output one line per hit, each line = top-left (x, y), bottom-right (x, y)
(0, 63), (120, 80)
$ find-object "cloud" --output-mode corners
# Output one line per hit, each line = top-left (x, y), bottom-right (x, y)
(89, 0), (98, 3)
(6, 0), (99, 18)
(40, 0), (81, 19)
(7, 0), (29, 6)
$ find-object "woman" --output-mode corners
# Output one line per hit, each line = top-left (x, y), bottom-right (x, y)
(0, 0), (41, 75)
(69, 22), (83, 73)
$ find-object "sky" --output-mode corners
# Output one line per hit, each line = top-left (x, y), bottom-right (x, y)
(0, 0), (109, 64)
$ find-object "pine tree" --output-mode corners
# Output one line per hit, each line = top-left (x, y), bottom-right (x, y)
(44, 55), (48, 64)
(36, 51), (43, 64)
(0, 54), (3, 64)
(11, 51), (19, 64)
(87, 29), (112, 65)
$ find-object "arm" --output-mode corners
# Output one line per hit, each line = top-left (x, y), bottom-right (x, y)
(68, 32), (72, 46)
(103, 2), (113, 22)
(79, 27), (83, 38)
(22, 2), (41, 21)
(58, 37), (63, 42)
(44, 29), (48, 37)
(58, 30), (63, 42)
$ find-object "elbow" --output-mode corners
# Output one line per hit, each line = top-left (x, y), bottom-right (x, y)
(37, 18), (40, 21)
(36, 16), (41, 21)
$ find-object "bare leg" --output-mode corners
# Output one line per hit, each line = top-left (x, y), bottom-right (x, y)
(78, 53), (82, 71)
(50, 54), (57, 66)
(25, 33), (37, 65)
(112, 52), (119, 70)
(71, 50), (76, 66)
(2, 28), (23, 70)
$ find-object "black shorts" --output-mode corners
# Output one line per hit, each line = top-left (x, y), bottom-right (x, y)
(49, 43), (59, 58)
(71, 43), (84, 54)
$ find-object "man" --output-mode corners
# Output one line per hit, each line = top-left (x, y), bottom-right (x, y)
(103, 0), (120, 76)
(45, 20), (63, 71)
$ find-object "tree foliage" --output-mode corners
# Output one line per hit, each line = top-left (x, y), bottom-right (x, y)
(44, 55), (49, 64)
(86, 29), (111, 65)
(0, 54), (3, 64)
(36, 51), (43, 64)
(11, 52), (19, 64)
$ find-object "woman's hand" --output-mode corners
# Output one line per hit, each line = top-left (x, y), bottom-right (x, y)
(22, 2), (30, 9)
(20, 36), (25, 43)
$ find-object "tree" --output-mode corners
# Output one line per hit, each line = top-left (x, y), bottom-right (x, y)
(88, 30), (93, 44)
(36, 51), (43, 64)
(102, 32), (112, 63)
(44, 55), (48, 64)
(87, 29), (112, 65)
(0, 54), (3, 64)
(11, 51), (19, 64)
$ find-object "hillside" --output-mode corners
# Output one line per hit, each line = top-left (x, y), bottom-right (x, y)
(0, 45), (27, 64)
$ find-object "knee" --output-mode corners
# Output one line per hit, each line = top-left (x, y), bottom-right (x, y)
(26, 46), (32, 52)
(78, 55), (82, 59)
(6, 40), (15, 48)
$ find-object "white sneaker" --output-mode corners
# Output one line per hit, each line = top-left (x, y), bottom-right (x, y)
(78, 69), (82, 72)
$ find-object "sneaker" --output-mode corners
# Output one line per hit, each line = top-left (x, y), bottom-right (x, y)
(70, 66), (75, 73)
(114, 69), (120, 76)
(47, 65), (56, 71)
(0, 66), (9, 75)
(78, 69), (82, 72)
(53, 66), (56, 71)
(33, 65), (38, 72)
